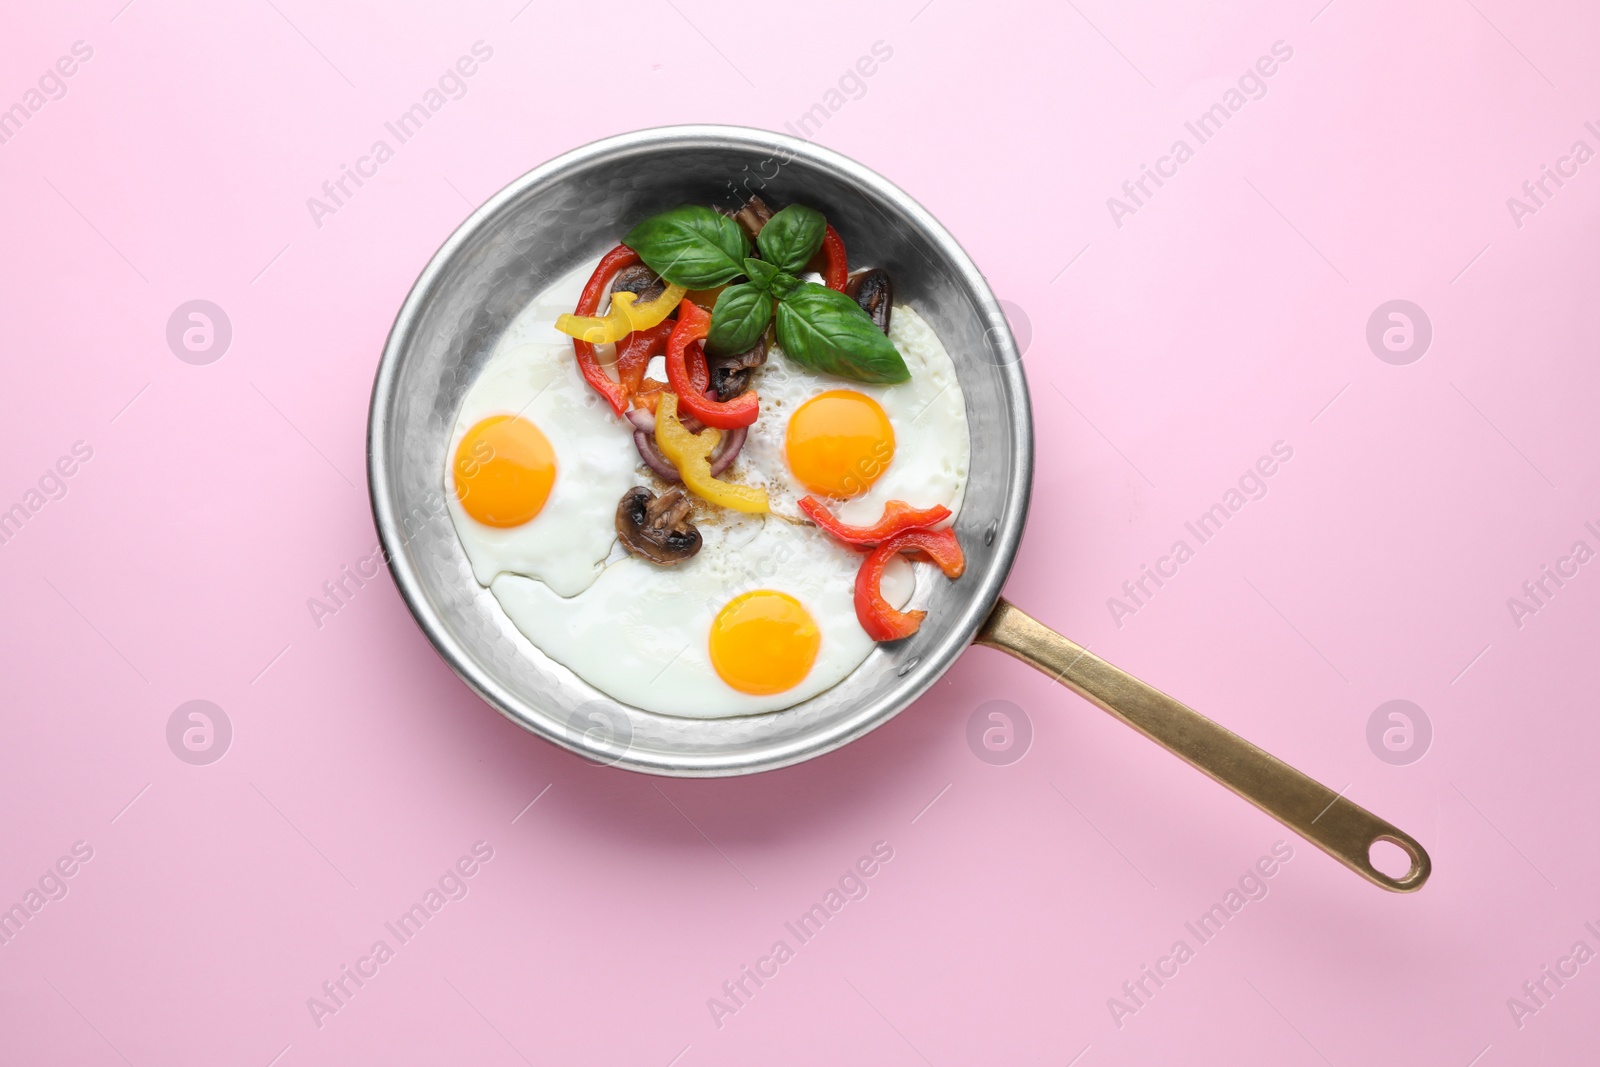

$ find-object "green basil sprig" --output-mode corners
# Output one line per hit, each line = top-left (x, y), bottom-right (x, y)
(775, 283), (908, 383)
(756, 204), (827, 274)
(743, 257), (781, 291)
(766, 270), (804, 301)
(626, 203), (909, 383)
(707, 282), (771, 355)
(623, 205), (749, 288)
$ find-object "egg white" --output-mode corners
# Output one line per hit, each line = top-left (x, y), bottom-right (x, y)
(491, 512), (916, 717)
(737, 304), (970, 526)
(448, 253), (971, 719)
(444, 261), (637, 598)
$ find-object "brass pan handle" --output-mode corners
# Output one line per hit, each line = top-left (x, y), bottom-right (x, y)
(976, 599), (1430, 892)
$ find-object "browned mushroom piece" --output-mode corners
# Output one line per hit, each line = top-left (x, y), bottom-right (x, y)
(710, 365), (751, 403)
(722, 195), (773, 241)
(610, 263), (667, 305)
(616, 485), (702, 564)
(705, 331), (769, 401)
(845, 269), (893, 334)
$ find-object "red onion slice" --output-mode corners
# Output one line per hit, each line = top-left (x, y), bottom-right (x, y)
(708, 426), (747, 477)
(631, 402), (746, 483)
(633, 430), (681, 483)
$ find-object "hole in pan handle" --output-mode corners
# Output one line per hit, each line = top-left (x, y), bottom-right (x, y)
(975, 599), (1432, 893)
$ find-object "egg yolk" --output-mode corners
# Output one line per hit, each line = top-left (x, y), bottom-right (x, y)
(453, 415), (556, 528)
(708, 591), (821, 695)
(784, 390), (895, 498)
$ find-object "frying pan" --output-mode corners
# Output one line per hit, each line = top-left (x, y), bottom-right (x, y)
(368, 125), (1431, 893)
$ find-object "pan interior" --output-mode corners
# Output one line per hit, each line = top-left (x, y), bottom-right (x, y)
(370, 126), (1031, 776)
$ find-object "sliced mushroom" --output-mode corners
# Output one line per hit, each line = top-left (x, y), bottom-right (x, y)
(720, 195), (774, 241)
(706, 332), (769, 401)
(710, 366), (752, 402)
(845, 269), (893, 334)
(722, 330), (770, 371)
(611, 263), (667, 305)
(616, 486), (701, 565)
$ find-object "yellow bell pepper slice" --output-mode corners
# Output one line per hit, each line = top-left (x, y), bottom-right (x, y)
(554, 283), (687, 344)
(655, 393), (769, 514)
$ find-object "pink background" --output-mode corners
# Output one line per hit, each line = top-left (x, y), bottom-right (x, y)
(3, 0), (1597, 1063)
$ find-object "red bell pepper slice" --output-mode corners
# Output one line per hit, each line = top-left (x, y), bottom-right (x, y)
(799, 497), (952, 547)
(631, 379), (666, 412)
(821, 225), (849, 291)
(571, 244), (642, 416)
(854, 528), (966, 641)
(685, 336), (710, 395)
(665, 299), (759, 429)
(614, 321), (673, 398)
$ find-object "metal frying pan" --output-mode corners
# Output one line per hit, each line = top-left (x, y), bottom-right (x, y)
(368, 125), (1430, 893)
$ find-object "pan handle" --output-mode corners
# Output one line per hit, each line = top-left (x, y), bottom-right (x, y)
(975, 598), (1430, 892)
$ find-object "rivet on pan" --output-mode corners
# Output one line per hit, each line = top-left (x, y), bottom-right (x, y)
(984, 520), (998, 546)
(898, 656), (920, 677)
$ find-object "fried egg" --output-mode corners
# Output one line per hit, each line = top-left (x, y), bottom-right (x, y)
(444, 262), (638, 597)
(491, 513), (916, 717)
(448, 251), (971, 719)
(738, 305), (969, 526)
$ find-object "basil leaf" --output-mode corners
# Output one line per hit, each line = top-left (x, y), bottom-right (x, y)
(756, 204), (827, 274)
(707, 284), (773, 356)
(743, 258), (779, 292)
(768, 270), (804, 301)
(774, 282), (910, 384)
(623, 205), (749, 288)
